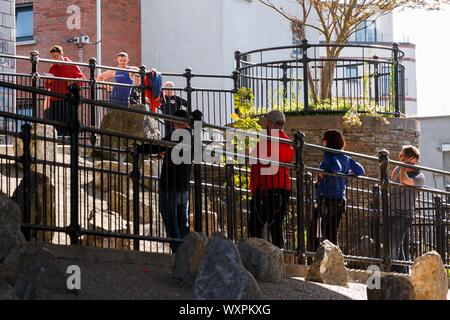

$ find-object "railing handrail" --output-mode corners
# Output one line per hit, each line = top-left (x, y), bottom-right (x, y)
(238, 42), (405, 60)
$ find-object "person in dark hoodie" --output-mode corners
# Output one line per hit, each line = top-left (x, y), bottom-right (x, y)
(137, 109), (192, 254)
(315, 129), (365, 246)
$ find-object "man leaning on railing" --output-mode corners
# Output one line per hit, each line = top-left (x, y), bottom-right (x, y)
(389, 145), (425, 274)
(44, 45), (86, 135)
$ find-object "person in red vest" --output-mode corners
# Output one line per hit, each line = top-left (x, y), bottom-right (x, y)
(44, 45), (86, 135)
(249, 110), (295, 248)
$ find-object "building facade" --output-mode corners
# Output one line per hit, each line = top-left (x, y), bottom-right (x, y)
(414, 116), (450, 190)
(15, 0), (141, 73)
(141, 0), (418, 116)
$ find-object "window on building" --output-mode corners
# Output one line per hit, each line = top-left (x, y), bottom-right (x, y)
(346, 65), (358, 82)
(292, 36), (303, 56)
(444, 151), (450, 187)
(354, 20), (376, 43)
(380, 65), (391, 96)
(16, 4), (34, 42)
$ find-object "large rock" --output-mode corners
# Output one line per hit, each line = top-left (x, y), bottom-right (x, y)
(0, 276), (18, 300)
(194, 234), (263, 300)
(189, 211), (219, 234)
(93, 161), (132, 194)
(107, 191), (152, 223)
(12, 171), (56, 242)
(142, 159), (161, 190)
(13, 123), (58, 174)
(410, 251), (448, 300)
(80, 222), (132, 250)
(0, 193), (26, 263)
(173, 232), (208, 286)
(306, 240), (349, 287)
(99, 104), (160, 160)
(9, 246), (66, 300)
(237, 238), (286, 283)
(367, 275), (416, 300)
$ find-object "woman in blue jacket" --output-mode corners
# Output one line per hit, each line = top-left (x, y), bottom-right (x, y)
(315, 129), (365, 247)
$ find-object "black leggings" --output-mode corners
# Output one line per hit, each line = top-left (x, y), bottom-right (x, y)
(310, 198), (346, 248)
(249, 189), (290, 248)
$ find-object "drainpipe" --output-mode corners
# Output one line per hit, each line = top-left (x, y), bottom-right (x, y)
(96, 0), (102, 72)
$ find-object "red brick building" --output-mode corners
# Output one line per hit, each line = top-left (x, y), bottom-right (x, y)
(16, 0), (141, 74)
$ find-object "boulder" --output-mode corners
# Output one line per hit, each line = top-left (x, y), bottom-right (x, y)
(11, 171), (56, 242)
(0, 193), (26, 263)
(142, 159), (161, 190)
(367, 275), (416, 300)
(410, 251), (448, 300)
(194, 234), (263, 300)
(13, 123), (58, 174)
(306, 239), (349, 287)
(0, 276), (18, 300)
(93, 161), (132, 194)
(80, 222), (132, 250)
(173, 232), (208, 286)
(237, 238), (286, 283)
(189, 211), (219, 234)
(107, 191), (152, 223)
(99, 104), (160, 160)
(11, 246), (66, 300)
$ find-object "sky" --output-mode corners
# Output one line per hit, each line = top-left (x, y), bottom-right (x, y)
(394, 7), (450, 117)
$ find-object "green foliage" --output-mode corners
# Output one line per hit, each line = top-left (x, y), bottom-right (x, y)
(231, 88), (262, 193)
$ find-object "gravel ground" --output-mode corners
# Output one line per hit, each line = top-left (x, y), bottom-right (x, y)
(53, 256), (369, 300)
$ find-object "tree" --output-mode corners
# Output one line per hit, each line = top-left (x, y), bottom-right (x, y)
(258, 0), (449, 103)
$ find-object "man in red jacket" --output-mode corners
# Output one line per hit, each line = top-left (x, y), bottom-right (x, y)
(44, 45), (86, 135)
(249, 110), (294, 248)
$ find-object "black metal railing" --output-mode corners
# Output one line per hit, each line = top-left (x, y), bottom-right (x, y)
(236, 42), (405, 117)
(0, 50), (447, 273)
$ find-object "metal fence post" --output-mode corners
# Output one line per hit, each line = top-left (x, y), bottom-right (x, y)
(294, 130), (306, 264)
(21, 123), (32, 241)
(184, 67), (193, 116)
(301, 39), (310, 115)
(377, 149), (391, 271)
(433, 195), (445, 259)
(281, 61), (289, 103)
(89, 58), (97, 129)
(392, 43), (400, 117)
(139, 65), (147, 105)
(30, 50), (39, 117)
(131, 143), (141, 251)
(373, 56), (380, 106)
(68, 84), (81, 245)
(191, 110), (203, 233)
(372, 184), (382, 259)
(235, 50), (241, 71)
(232, 70), (240, 93)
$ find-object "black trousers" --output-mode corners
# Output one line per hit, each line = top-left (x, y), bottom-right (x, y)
(249, 189), (291, 248)
(43, 100), (70, 136)
(310, 198), (346, 248)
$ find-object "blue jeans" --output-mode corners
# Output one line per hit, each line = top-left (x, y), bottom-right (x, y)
(159, 190), (190, 253)
(388, 212), (413, 273)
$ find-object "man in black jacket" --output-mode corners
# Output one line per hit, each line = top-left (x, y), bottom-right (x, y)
(138, 109), (192, 253)
(161, 81), (188, 136)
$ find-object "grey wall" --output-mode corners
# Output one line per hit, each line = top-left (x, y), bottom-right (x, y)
(415, 116), (450, 190)
(0, 0), (15, 72)
(0, 0), (15, 144)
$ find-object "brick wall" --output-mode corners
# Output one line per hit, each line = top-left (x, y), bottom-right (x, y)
(284, 115), (420, 178)
(16, 0), (141, 74)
